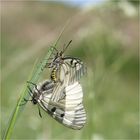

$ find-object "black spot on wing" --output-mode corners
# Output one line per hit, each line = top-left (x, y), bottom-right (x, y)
(60, 113), (65, 118)
(51, 107), (56, 112)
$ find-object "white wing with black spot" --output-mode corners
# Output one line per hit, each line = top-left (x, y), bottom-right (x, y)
(38, 81), (86, 130)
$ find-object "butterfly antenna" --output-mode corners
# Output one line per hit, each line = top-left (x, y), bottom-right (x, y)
(19, 97), (32, 106)
(61, 40), (72, 55)
(27, 85), (33, 97)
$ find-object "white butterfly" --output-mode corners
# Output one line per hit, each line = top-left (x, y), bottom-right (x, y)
(27, 59), (86, 129)
(47, 40), (86, 84)
(47, 40), (87, 102)
(28, 80), (86, 130)
(25, 41), (86, 129)
(49, 57), (86, 103)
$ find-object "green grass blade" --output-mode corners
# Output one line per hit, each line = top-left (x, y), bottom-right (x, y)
(2, 23), (68, 139)
(3, 59), (39, 140)
(3, 47), (54, 140)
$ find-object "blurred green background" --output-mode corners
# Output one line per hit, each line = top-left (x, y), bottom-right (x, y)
(1, 0), (139, 140)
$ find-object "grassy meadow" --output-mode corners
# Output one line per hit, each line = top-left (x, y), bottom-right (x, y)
(1, 1), (139, 140)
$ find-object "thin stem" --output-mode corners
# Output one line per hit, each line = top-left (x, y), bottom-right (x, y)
(3, 22), (69, 139)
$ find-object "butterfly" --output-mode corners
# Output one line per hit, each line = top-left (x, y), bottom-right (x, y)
(47, 40), (87, 84)
(46, 40), (87, 102)
(27, 79), (86, 130)
(24, 41), (87, 129)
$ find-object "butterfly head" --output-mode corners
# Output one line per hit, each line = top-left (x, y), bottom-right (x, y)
(31, 87), (41, 105)
(48, 40), (72, 69)
(32, 94), (38, 104)
(27, 81), (42, 105)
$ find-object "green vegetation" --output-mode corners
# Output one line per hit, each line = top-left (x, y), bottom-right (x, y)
(1, 1), (139, 140)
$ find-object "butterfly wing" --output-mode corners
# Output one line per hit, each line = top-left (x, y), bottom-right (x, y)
(62, 82), (86, 129)
(49, 61), (71, 102)
(50, 57), (86, 102)
(38, 81), (86, 130)
(63, 57), (87, 84)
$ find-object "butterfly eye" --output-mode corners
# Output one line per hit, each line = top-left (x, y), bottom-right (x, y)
(32, 98), (38, 104)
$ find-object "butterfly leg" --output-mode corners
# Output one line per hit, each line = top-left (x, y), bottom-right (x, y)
(27, 81), (37, 87)
(27, 85), (33, 97)
(19, 98), (32, 106)
(50, 46), (59, 54)
(19, 100), (27, 106)
(27, 81), (40, 93)
(37, 104), (42, 118)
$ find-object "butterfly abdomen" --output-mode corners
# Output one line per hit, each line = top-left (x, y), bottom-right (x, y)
(51, 68), (57, 82)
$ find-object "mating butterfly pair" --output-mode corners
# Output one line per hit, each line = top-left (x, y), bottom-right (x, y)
(26, 40), (86, 130)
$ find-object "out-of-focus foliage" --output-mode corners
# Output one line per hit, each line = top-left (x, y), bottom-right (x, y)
(127, 0), (139, 7)
(1, 1), (139, 140)
(110, 0), (139, 7)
